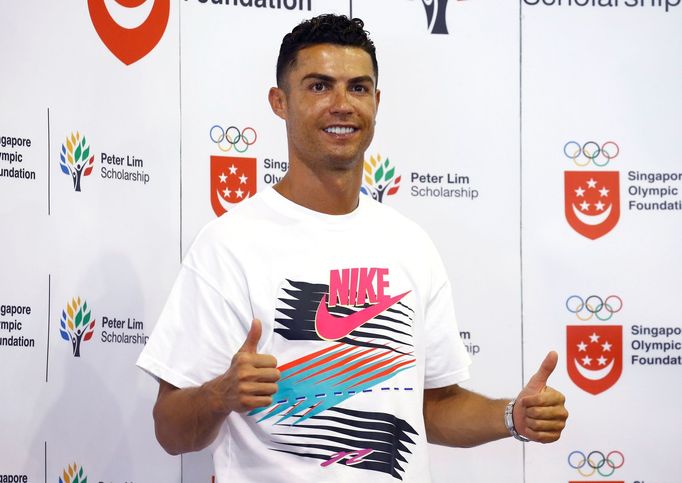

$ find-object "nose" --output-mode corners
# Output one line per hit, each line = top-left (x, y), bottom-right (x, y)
(329, 86), (353, 115)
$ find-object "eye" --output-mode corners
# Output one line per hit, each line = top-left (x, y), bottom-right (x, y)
(350, 84), (370, 94)
(311, 82), (327, 92)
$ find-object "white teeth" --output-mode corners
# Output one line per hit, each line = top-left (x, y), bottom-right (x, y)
(324, 126), (355, 135)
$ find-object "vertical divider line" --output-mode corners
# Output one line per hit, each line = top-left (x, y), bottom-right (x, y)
(46, 274), (51, 383)
(47, 108), (51, 216)
(349, 0), (353, 18)
(518, 1), (527, 482)
(178, 5), (184, 480)
(179, 0), (184, 263)
(44, 441), (47, 483)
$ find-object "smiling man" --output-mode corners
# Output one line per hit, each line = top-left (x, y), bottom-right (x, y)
(137, 14), (568, 482)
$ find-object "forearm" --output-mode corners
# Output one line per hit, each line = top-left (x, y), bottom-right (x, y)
(153, 378), (230, 455)
(423, 385), (510, 448)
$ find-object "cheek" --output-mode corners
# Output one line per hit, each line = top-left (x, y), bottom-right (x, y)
(358, 102), (378, 122)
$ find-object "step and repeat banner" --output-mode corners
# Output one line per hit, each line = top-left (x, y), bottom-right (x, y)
(1, 1), (680, 482)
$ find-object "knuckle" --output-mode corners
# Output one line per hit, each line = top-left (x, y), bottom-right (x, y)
(233, 352), (246, 363)
(526, 420), (538, 431)
(233, 354), (252, 368)
(238, 368), (255, 382)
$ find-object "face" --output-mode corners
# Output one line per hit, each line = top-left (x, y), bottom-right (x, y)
(269, 44), (380, 172)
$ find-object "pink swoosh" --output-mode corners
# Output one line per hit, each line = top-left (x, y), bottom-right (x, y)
(315, 291), (410, 341)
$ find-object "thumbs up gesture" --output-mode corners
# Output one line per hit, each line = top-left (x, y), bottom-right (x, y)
(213, 319), (280, 414)
(512, 351), (568, 443)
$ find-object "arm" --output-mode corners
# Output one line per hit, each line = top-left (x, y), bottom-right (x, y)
(423, 351), (568, 447)
(152, 319), (280, 455)
(423, 385), (510, 447)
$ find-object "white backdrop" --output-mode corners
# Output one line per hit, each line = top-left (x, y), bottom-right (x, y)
(1, 0), (680, 482)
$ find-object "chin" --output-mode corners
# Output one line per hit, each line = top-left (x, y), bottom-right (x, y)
(324, 154), (364, 171)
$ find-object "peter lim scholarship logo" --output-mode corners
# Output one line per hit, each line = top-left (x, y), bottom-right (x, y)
(60, 132), (95, 192)
(60, 297), (96, 357)
(209, 125), (257, 217)
(417, 0), (461, 34)
(60, 462), (87, 483)
(564, 141), (620, 240)
(565, 295), (623, 395)
(88, 0), (170, 65)
(360, 154), (401, 202)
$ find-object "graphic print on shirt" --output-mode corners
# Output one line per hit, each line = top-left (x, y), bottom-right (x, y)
(271, 407), (418, 481)
(249, 267), (417, 480)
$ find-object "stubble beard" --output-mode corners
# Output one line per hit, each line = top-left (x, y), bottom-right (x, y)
(289, 126), (374, 175)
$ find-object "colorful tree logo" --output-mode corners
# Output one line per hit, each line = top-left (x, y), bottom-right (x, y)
(60, 462), (87, 483)
(60, 132), (95, 192)
(60, 297), (96, 357)
(360, 154), (401, 202)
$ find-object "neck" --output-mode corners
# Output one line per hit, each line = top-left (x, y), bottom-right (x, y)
(274, 159), (363, 215)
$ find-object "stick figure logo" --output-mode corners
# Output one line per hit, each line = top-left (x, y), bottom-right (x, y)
(421, 0), (450, 34)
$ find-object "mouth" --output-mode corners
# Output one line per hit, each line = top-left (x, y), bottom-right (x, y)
(323, 125), (358, 135)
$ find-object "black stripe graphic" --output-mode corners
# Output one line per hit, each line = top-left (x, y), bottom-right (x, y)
(269, 407), (418, 480)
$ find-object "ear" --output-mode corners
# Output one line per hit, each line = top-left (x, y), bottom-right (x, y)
(375, 88), (381, 112)
(268, 87), (287, 120)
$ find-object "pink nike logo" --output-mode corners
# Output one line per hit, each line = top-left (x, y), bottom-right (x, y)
(315, 291), (410, 341)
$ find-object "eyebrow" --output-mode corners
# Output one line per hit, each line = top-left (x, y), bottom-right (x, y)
(300, 73), (375, 87)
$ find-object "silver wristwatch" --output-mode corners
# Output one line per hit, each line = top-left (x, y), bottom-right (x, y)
(504, 398), (530, 442)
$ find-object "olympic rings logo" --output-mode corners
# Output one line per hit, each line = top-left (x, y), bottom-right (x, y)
(565, 295), (622, 321)
(568, 450), (624, 477)
(210, 125), (257, 153)
(563, 141), (619, 167)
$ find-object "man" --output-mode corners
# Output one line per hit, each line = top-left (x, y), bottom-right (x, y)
(137, 14), (568, 482)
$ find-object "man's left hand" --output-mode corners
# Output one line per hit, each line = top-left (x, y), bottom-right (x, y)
(513, 351), (569, 443)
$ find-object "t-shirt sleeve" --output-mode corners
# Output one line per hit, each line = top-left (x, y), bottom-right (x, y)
(423, 250), (472, 389)
(136, 230), (254, 389)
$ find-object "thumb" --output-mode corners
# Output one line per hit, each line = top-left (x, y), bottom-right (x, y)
(524, 351), (558, 394)
(238, 319), (262, 354)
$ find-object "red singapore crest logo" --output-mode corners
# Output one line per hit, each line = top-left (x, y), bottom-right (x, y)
(564, 171), (620, 240)
(563, 141), (620, 240)
(566, 324), (622, 395)
(88, 0), (170, 65)
(210, 155), (257, 217)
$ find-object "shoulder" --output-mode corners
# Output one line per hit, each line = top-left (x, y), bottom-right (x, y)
(183, 192), (275, 271)
(198, 189), (279, 239)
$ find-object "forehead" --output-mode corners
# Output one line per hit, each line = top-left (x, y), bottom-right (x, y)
(288, 44), (375, 82)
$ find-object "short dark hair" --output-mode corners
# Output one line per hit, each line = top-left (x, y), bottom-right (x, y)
(276, 14), (378, 88)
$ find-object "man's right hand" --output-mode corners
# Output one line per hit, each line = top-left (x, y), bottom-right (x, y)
(153, 318), (280, 454)
(210, 318), (280, 414)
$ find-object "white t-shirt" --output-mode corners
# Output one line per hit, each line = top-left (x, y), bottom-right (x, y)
(137, 188), (471, 482)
